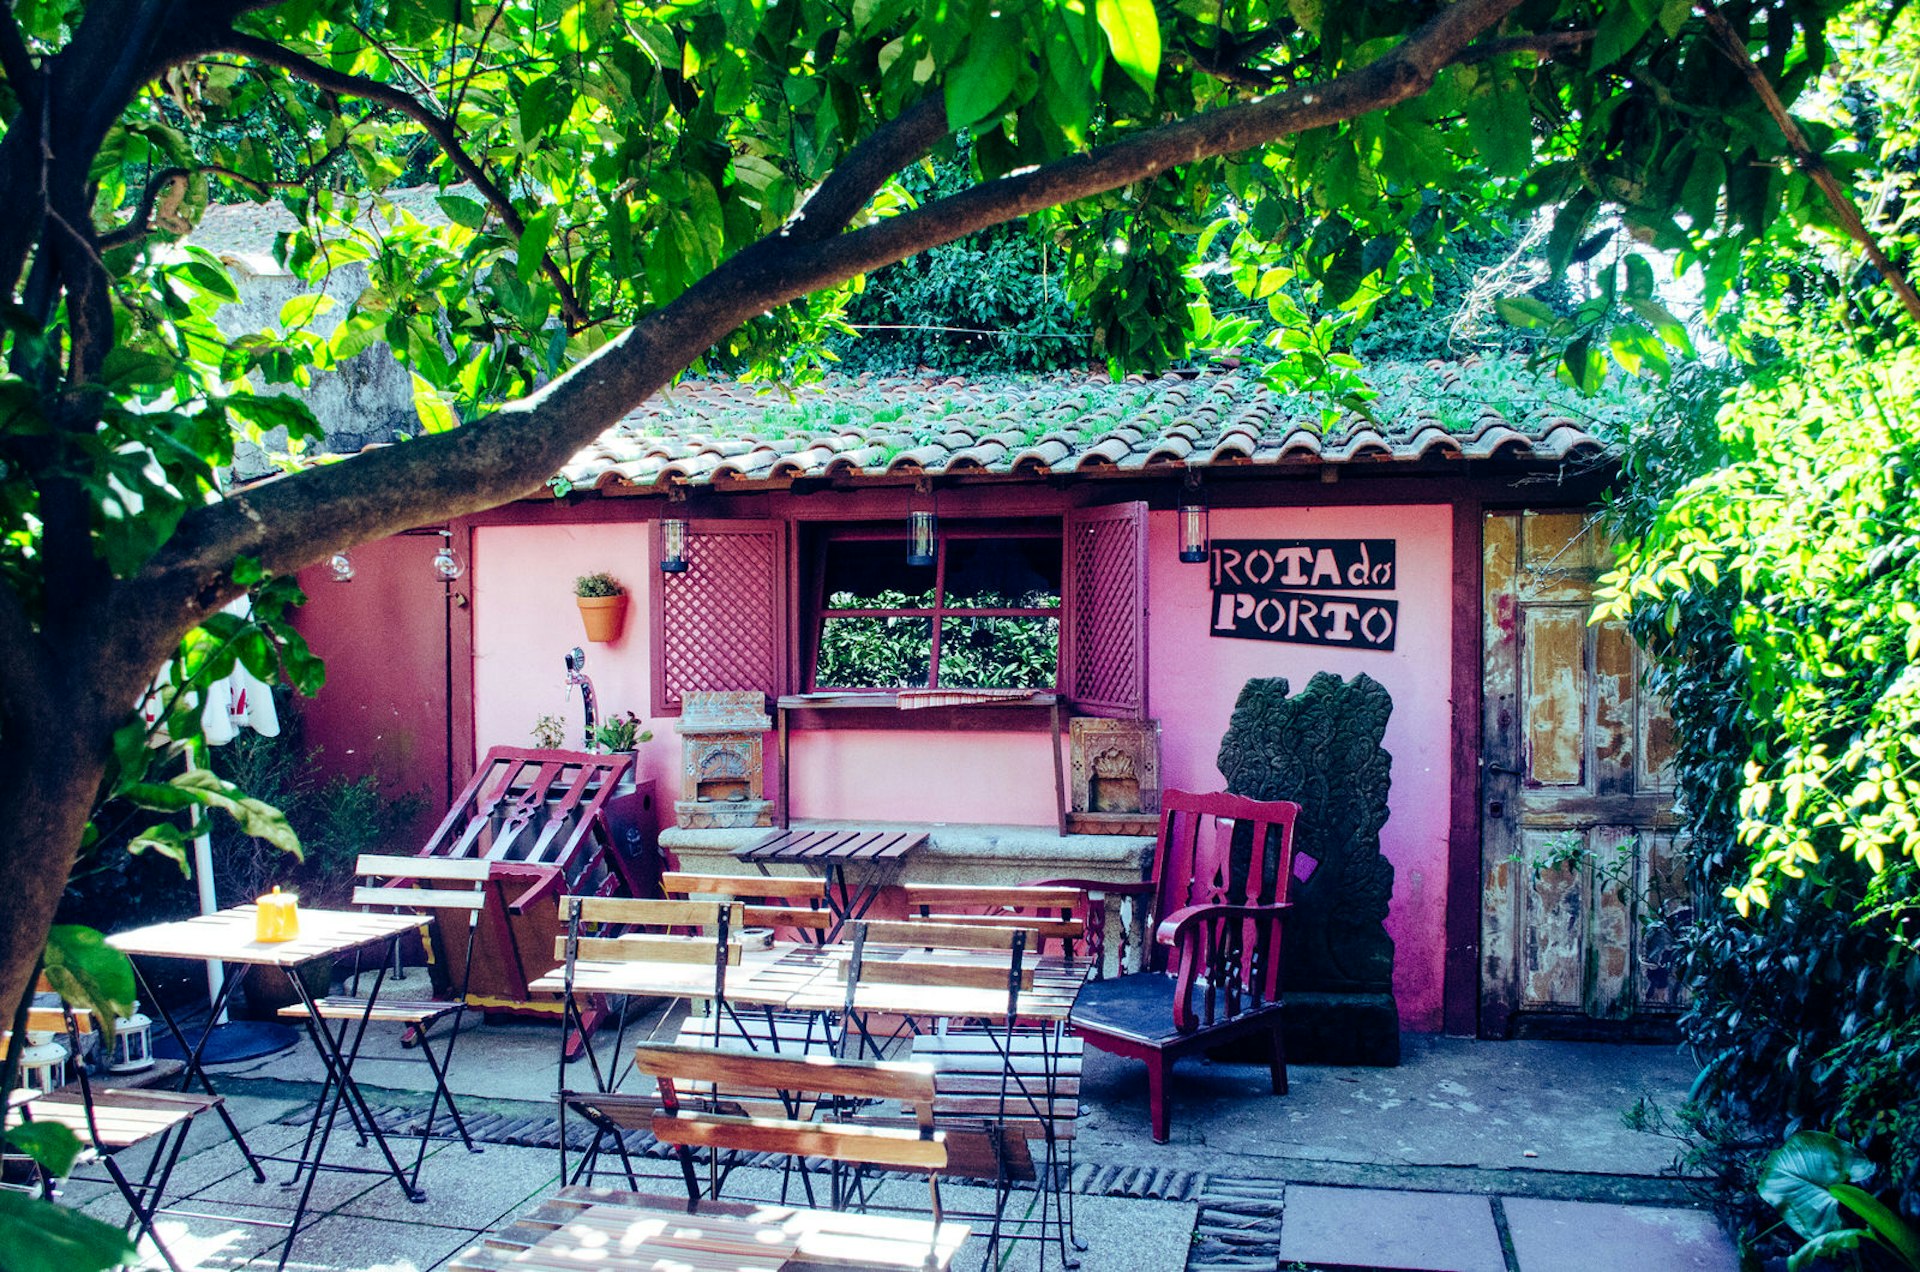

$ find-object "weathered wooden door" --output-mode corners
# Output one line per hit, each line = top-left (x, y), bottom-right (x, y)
(1480, 511), (1685, 1038)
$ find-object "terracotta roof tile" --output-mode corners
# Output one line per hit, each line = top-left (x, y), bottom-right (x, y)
(551, 361), (1635, 494)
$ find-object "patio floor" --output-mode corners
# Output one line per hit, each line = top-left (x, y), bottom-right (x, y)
(72, 976), (1733, 1271)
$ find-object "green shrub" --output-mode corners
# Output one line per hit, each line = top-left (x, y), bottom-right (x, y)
(1601, 341), (1920, 1234)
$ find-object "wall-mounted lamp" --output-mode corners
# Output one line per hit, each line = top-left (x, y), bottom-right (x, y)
(1177, 476), (1210, 564)
(328, 551), (355, 583)
(660, 518), (689, 573)
(906, 478), (937, 568)
(432, 530), (465, 581)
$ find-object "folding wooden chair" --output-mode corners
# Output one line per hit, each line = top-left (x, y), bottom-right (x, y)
(838, 921), (1079, 1266)
(553, 896), (742, 1188)
(900, 884), (1091, 967)
(7, 1003), (222, 1272)
(663, 871), (833, 946)
(275, 853), (490, 1189)
(663, 871), (839, 1064)
(633, 1040), (948, 1226)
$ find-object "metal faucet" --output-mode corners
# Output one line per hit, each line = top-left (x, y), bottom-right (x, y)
(564, 647), (597, 750)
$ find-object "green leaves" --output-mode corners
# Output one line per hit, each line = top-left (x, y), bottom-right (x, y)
(0, 1192), (138, 1272)
(1757, 1133), (1920, 1272)
(42, 926), (137, 1048)
(1462, 66), (1532, 178)
(1096, 0), (1159, 94)
(516, 207), (557, 287)
(945, 18), (1023, 130)
(1495, 296), (1558, 329)
(5, 1123), (85, 1179)
(1591, 0), (1661, 69)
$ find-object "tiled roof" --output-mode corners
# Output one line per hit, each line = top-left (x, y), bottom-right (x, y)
(556, 358), (1630, 494)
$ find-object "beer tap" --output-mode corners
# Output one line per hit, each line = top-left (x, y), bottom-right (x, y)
(564, 647), (597, 750)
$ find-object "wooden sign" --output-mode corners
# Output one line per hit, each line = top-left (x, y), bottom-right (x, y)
(1210, 539), (1396, 591)
(1210, 539), (1398, 651)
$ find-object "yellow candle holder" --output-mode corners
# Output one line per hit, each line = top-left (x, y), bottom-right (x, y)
(255, 887), (300, 942)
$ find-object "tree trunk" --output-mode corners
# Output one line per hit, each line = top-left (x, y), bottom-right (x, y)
(0, 697), (114, 1023)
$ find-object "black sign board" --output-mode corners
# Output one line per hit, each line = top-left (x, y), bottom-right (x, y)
(1209, 539), (1399, 651)
(1212, 589), (1398, 650)
(1210, 539), (1396, 591)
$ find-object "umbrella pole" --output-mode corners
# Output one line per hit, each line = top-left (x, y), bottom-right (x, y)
(186, 743), (227, 1026)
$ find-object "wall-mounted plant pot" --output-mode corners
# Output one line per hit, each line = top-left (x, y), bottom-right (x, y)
(577, 593), (629, 643)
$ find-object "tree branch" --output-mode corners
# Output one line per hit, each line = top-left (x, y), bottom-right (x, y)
(1456, 29), (1593, 63)
(1186, 27), (1290, 89)
(98, 145), (351, 250)
(1700, 2), (1920, 326)
(219, 31), (593, 331)
(781, 96), (949, 244)
(135, 0), (1527, 624)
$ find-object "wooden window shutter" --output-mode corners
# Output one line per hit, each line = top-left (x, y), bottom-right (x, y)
(651, 520), (787, 716)
(1063, 502), (1148, 719)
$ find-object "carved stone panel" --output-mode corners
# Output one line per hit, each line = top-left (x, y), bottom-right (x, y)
(1068, 719), (1161, 834)
(1217, 672), (1400, 1064)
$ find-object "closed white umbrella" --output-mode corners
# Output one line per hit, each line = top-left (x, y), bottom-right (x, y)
(192, 600), (281, 1019)
(139, 598), (297, 1058)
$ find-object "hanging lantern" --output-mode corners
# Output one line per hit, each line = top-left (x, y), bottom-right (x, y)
(107, 1006), (155, 1073)
(432, 539), (465, 581)
(1177, 481), (1210, 564)
(906, 511), (937, 567)
(660, 518), (689, 574)
(19, 1032), (68, 1093)
(328, 551), (355, 583)
(906, 481), (937, 568)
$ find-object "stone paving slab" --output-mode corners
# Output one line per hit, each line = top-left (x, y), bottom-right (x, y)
(1502, 1197), (1738, 1272)
(1277, 1185), (1507, 1272)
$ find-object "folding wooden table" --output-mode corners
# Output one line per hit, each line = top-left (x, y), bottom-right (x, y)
(108, 906), (429, 1271)
(450, 1185), (971, 1271)
(734, 828), (927, 941)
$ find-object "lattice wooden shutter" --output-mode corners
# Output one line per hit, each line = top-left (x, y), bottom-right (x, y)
(651, 521), (787, 715)
(1063, 502), (1148, 719)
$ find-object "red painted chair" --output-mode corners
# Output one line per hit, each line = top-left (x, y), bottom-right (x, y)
(1066, 789), (1302, 1144)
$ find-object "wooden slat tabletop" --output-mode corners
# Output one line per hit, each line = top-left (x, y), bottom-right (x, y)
(450, 1187), (969, 1272)
(107, 907), (422, 968)
(736, 828), (927, 863)
(527, 941), (815, 1007)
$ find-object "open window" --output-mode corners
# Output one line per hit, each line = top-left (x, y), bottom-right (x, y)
(804, 523), (1062, 691)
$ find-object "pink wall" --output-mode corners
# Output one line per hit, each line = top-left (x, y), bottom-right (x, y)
(787, 731), (1058, 824)
(467, 503), (1457, 1030)
(1148, 503), (1454, 1031)
(293, 533), (452, 849)
(471, 523), (681, 795)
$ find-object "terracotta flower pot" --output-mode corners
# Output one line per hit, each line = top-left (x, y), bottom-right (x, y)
(577, 593), (629, 642)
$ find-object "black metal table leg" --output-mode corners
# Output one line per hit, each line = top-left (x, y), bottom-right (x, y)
(134, 962), (265, 1182)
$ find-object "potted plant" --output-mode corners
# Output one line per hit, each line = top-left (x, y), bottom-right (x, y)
(531, 712), (567, 750)
(575, 572), (628, 642)
(591, 710), (652, 754)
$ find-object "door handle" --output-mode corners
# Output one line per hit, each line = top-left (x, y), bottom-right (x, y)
(1486, 762), (1523, 776)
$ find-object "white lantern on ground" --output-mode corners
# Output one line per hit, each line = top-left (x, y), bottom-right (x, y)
(106, 1007), (155, 1073)
(19, 1032), (69, 1093)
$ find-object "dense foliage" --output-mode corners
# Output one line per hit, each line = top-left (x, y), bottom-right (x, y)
(1590, 8), (1920, 1242)
(1601, 350), (1920, 1229)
